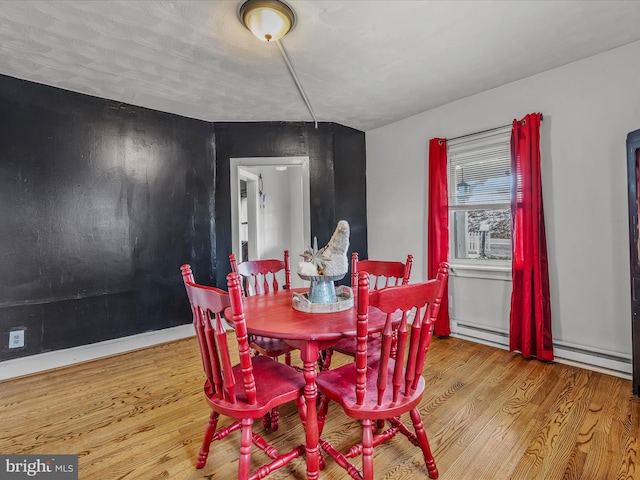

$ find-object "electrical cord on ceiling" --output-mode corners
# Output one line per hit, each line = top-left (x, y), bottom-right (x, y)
(276, 40), (318, 128)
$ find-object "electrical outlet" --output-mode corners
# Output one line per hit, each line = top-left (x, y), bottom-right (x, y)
(9, 329), (24, 349)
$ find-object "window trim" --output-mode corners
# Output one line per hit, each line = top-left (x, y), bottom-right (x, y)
(448, 202), (511, 212)
(448, 262), (512, 280)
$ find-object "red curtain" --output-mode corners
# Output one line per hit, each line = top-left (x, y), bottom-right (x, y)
(428, 138), (450, 336)
(509, 113), (553, 360)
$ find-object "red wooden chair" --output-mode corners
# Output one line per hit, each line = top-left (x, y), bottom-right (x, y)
(230, 251), (291, 297)
(320, 252), (413, 370)
(350, 252), (413, 293)
(315, 263), (449, 480)
(181, 264), (306, 479)
(229, 251), (297, 430)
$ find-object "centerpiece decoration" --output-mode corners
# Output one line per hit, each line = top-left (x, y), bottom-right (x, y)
(292, 220), (353, 312)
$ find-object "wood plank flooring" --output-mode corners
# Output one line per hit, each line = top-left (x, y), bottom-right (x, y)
(1, 334), (638, 479)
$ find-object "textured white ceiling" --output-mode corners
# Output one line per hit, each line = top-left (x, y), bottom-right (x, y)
(1, 0), (640, 132)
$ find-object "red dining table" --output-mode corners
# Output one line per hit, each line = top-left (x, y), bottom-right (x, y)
(232, 287), (392, 480)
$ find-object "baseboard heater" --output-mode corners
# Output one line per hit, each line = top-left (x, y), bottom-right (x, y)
(452, 320), (632, 379)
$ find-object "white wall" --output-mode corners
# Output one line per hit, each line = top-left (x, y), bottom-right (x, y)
(255, 165), (307, 289)
(366, 40), (640, 372)
(257, 166), (291, 260)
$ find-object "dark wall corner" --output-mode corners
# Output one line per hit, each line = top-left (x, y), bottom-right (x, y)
(213, 121), (367, 288)
(0, 76), (367, 362)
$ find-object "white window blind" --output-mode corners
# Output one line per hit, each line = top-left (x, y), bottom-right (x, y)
(447, 126), (511, 208)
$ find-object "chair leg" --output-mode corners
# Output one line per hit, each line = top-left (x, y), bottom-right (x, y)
(361, 418), (375, 480)
(260, 355), (281, 430)
(269, 407), (280, 431)
(317, 394), (331, 436)
(319, 348), (333, 371)
(260, 408), (280, 431)
(295, 394), (307, 430)
(197, 410), (219, 469)
(409, 407), (438, 479)
(238, 417), (254, 480)
(262, 410), (271, 429)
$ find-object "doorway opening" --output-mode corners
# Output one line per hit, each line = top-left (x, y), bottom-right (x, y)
(230, 157), (310, 288)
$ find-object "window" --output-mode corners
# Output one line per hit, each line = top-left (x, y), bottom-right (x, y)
(447, 126), (511, 264)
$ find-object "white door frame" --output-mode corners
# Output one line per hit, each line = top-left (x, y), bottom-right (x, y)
(230, 156), (311, 269)
(238, 168), (260, 261)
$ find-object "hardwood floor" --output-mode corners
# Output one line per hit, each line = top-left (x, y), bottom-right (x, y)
(1, 334), (638, 479)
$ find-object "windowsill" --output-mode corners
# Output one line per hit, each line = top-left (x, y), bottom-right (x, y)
(448, 262), (511, 281)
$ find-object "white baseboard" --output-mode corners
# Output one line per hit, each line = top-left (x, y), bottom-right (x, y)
(451, 320), (632, 380)
(0, 324), (195, 381)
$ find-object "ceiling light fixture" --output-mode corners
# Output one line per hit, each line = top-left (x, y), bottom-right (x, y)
(238, 0), (295, 42)
(238, 0), (318, 128)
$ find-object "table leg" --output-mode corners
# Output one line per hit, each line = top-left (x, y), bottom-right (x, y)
(300, 340), (320, 480)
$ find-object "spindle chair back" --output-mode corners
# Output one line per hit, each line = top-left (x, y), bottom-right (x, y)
(229, 251), (296, 430)
(315, 263), (449, 480)
(180, 265), (306, 478)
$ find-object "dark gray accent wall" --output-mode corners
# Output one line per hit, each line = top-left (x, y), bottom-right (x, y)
(333, 123), (368, 263)
(0, 75), (215, 360)
(0, 75), (367, 362)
